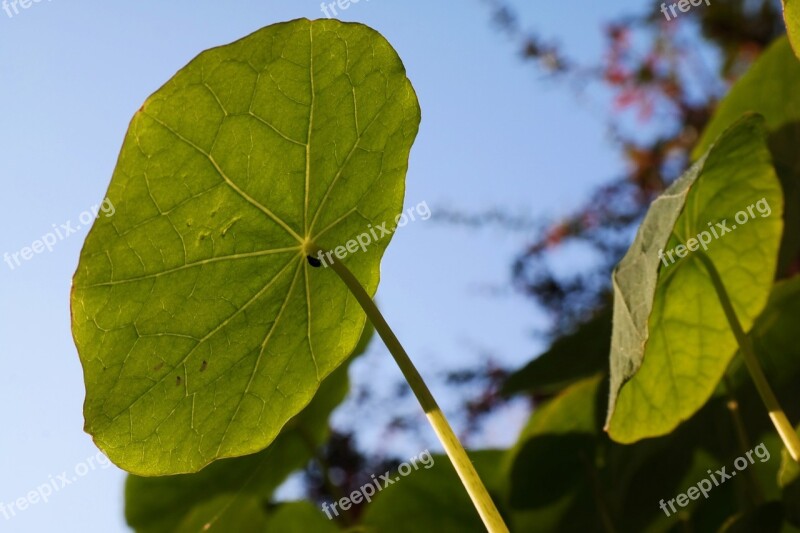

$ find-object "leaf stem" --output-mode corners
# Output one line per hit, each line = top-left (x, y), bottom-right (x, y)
(324, 255), (509, 532)
(578, 452), (617, 533)
(721, 375), (763, 505)
(696, 252), (800, 462)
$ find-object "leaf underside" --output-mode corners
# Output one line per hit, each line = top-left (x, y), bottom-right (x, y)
(125, 325), (370, 532)
(606, 115), (784, 442)
(71, 18), (420, 475)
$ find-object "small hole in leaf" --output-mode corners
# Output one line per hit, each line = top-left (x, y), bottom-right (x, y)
(307, 255), (322, 268)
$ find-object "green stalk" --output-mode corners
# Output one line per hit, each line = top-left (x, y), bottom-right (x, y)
(722, 375), (763, 506)
(321, 252), (509, 533)
(697, 252), (800, 462)
(578, 452), (617, 533)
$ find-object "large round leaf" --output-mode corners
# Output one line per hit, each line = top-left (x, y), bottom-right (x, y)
(124, 324), (371, 532)
(71, 18), (420, 474)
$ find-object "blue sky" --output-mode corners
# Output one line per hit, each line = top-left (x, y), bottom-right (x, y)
(0, 0), (654, 530)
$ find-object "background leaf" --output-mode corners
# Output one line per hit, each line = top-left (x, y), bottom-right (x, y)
(360, 450), (507, 533)
(718, 501), (786, 533)
(502, 311), (610, 397)
(261, 501), (340, 532)
(607, 115), (784, 442)
(693, 36), (800, 277)
(173, 494), (268, 533)
(506, 376), (600, 510)
(726, 277), (800, 398)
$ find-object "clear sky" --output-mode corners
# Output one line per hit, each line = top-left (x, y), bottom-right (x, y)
(0, 1), (652, 531)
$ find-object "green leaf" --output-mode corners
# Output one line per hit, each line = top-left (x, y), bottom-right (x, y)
(262, 501), (340, 532)
(502, 311), (610, 397)
(507, 376), (601, 510)
(614, 432), (732, 532)
(125, 325), (371, 533)
(504, 376), (605, 529)
(360, 451), (507, 533)
(71, 19), (420, 475)
(727, 277), (800, 395)
(505, 375), (726, 531)
(126, 444), (289, 533)
(785, 0), (800, 60)
(606, 115), (784, 443)
(693, 38), (800, 158)
(174, 498), (340, 533)
(693, 36), (800, 276)
(174, 494), (269, 533)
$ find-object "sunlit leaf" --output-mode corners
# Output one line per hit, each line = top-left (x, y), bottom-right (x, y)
(71, 18), (420, 475)
(126, 325), (371, 533)
(606, 115), (784, 443)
